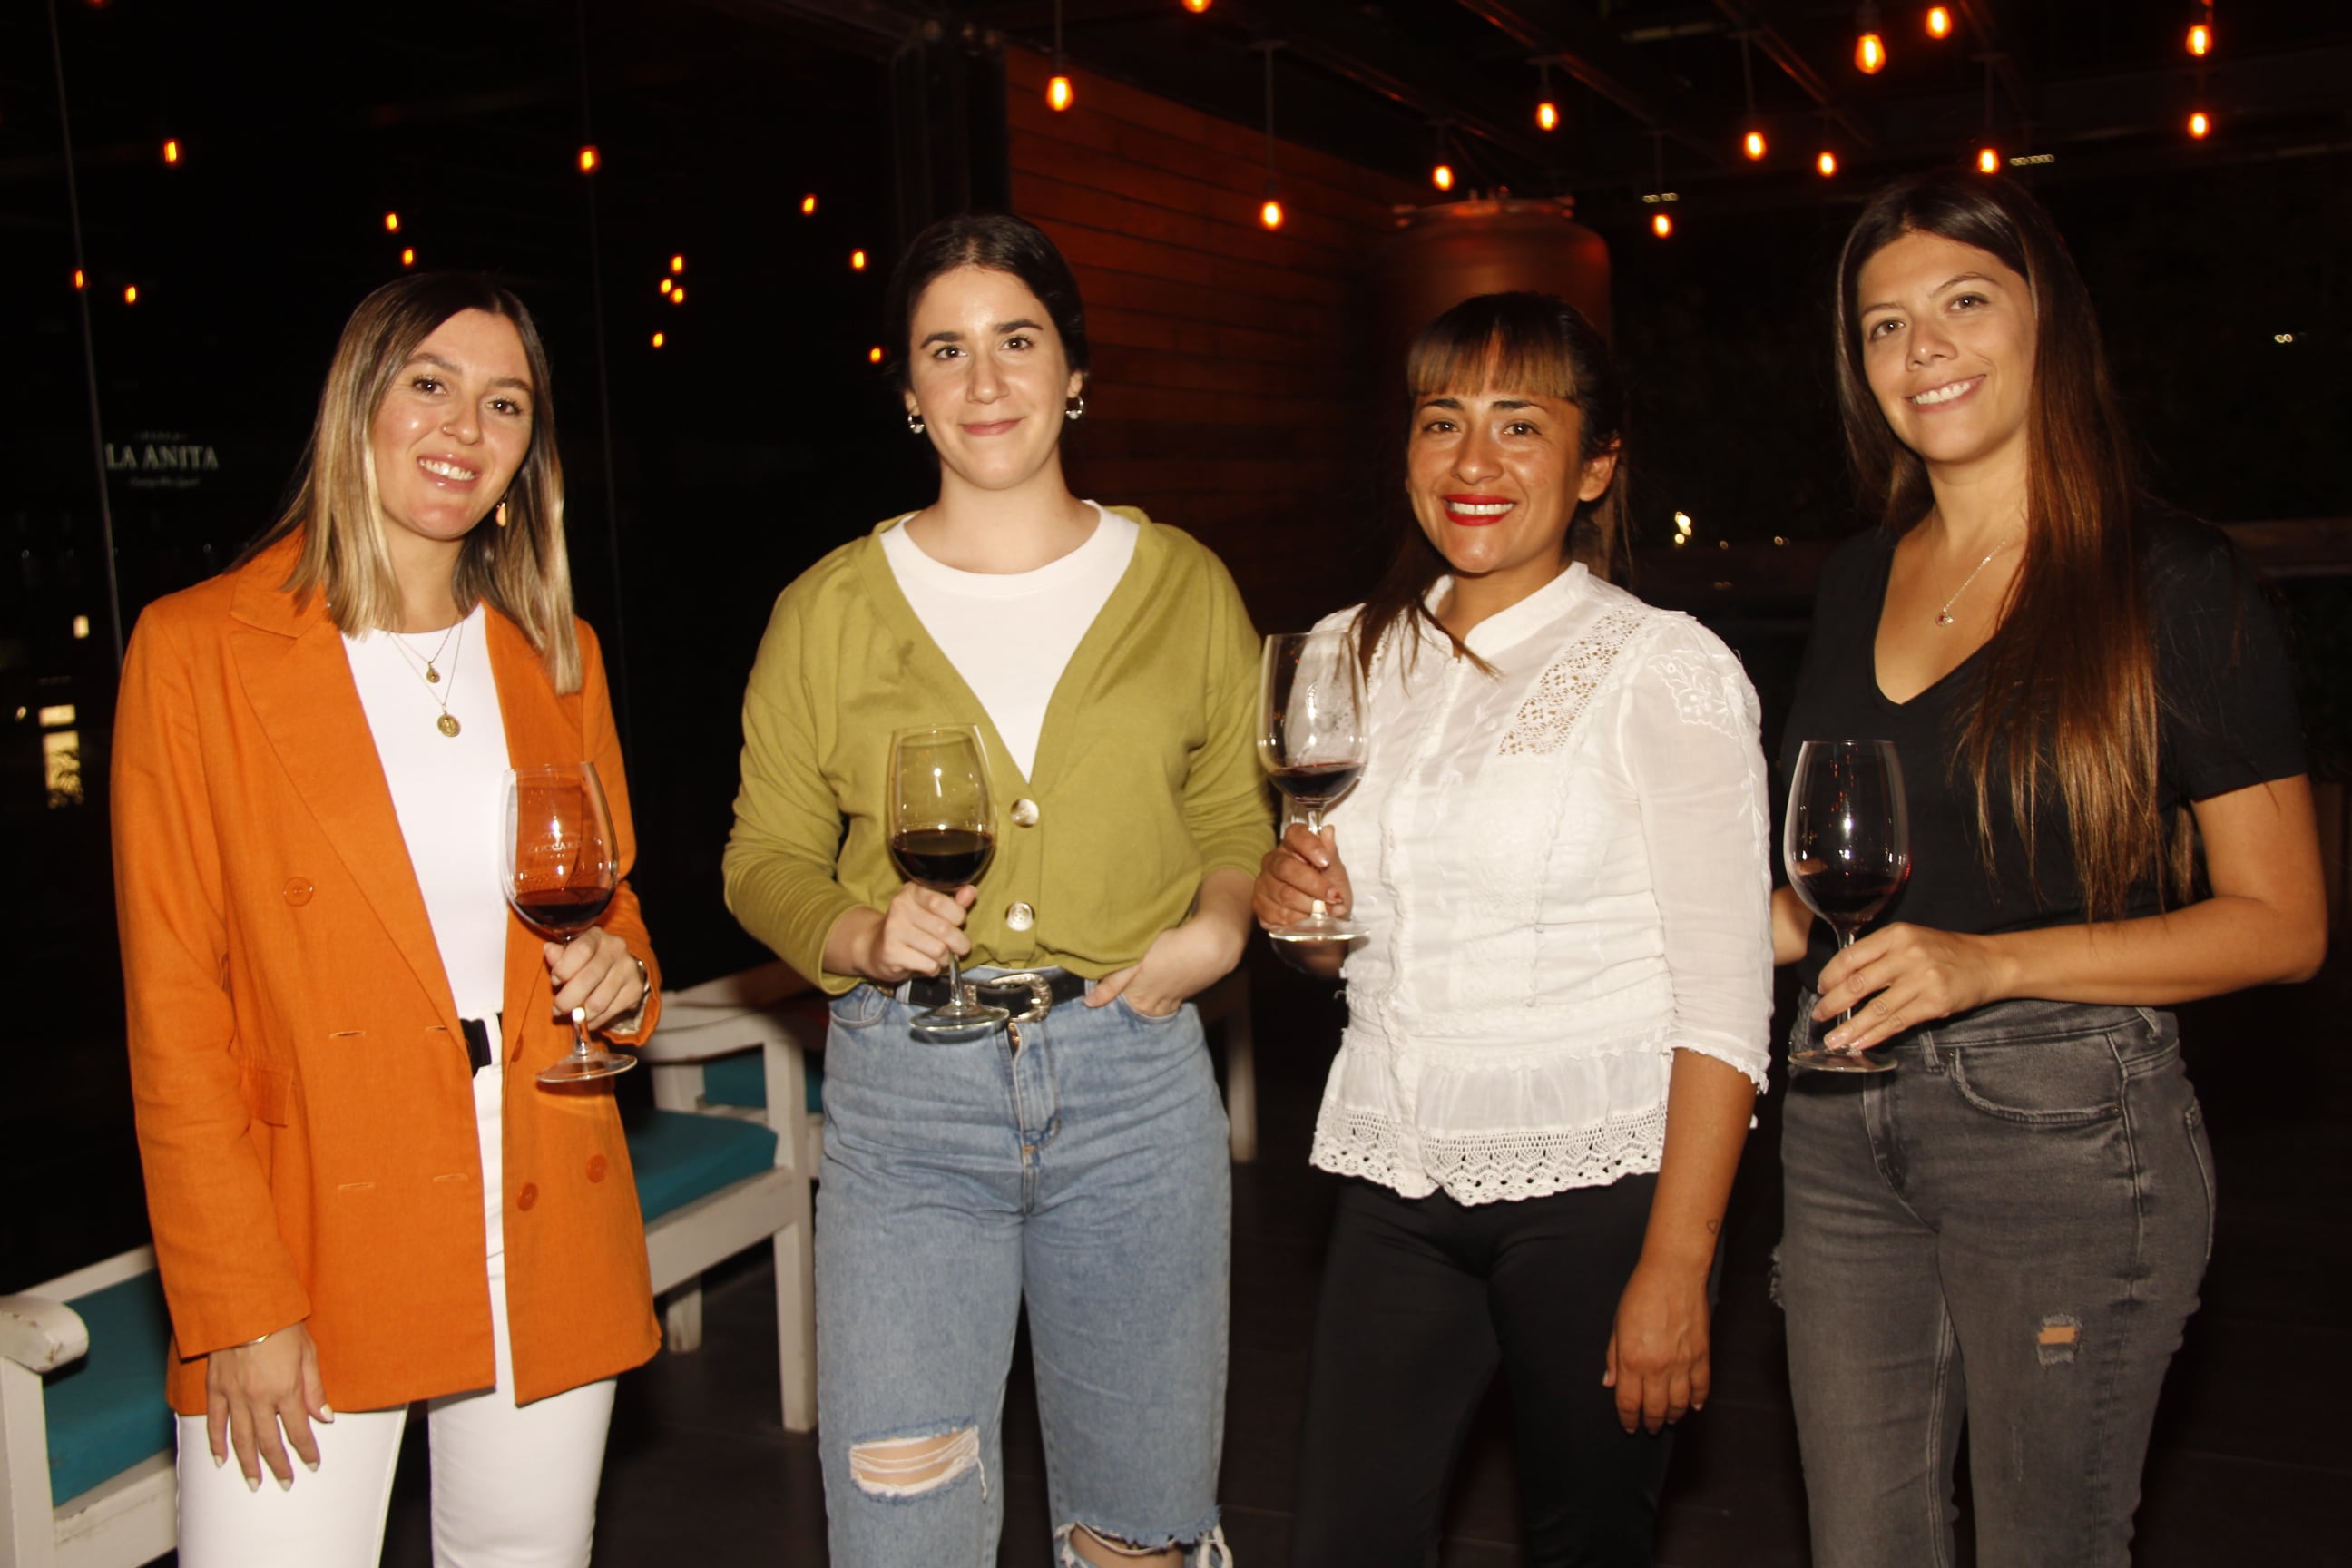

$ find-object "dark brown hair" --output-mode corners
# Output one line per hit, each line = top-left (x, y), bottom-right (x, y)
(1836, 169), (2179, 916)
(881, 212), (1089, 393)
(243, 273), (581, 691)
(1353, 291), (1627, 681)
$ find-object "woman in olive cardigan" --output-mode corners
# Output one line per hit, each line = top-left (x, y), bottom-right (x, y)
(723, 214), (1266, 1568)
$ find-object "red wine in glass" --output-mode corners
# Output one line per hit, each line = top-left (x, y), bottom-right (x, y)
(1784, 739), (1911, 1073)
(889, 828), (996, 890)
(504, 763), (636, 1083)
(887, 726), (1010, 1037)
(1259, 632), (1369, 944)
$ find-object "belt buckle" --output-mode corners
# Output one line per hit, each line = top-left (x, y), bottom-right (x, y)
(965, 970), (1056, 1024)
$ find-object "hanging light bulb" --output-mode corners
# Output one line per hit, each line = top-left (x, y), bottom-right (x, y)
(577, 145), (599, 173)
(1737, 35), (1766, 160)
(1926, 6), (1952, 39)
(384, 211), (401, 232)
(1260, 198), (1285, 230)
(1651, 211), (1674, 239)
(162, 137), (181, 164)
(1855, 33), (1886, 73)
(72, 268), (85, 290)
(1537, 100), (1559, 132)
(1432, 162), (1455, 191)
(400, 247), (416, 267)
(671, 286), (687, 305)
(1256, 43), (1286, 235)
(1743, 130), (1767, 161)
(671, 254), (685, 274)
(660, 278), (672, 295)
(123, 285), (138, 304)
(850, 249), (868, 270)
(652, 332), (666, 349)
(2188, 22), (2212, 56)
(2188, 110), (2211, 139)
(1817, 150), (1839, 177)
(1975, 145), (2001, 173)
(1183, 0), (1210, 12)
(800, 194), (818, 215)
(868, 346), (885, 363)
(1047, 74), (1074, 111)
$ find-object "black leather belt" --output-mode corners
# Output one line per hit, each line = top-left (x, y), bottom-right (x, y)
(905, 969), (1090, 1020)
(460, 1016), (499, 1072)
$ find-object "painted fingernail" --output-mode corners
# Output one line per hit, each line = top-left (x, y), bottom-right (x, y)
(278, 1473), (294, 1492)
(318, 1406), (335, 1422)
(304, 1456), (319, 1472)
(212, 1450), (226, 1469)
(246, 1473), (261, 1493)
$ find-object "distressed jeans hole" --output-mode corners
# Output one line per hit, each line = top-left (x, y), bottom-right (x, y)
(848, 1426), (981, 1499)
(2035, 1314), (2081, 1366)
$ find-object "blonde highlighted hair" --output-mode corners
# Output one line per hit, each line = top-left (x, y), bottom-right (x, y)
(244, 273), (582, 693)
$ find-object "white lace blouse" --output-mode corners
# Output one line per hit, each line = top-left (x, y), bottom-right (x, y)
(1309, 564), (1773, 1205)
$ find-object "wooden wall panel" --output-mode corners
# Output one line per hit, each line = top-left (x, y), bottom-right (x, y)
(1002, 49), (1420, 632)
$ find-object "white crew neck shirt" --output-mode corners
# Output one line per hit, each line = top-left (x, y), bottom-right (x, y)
(342, 603), (512, 1022)
(880, 501), (1139, 778)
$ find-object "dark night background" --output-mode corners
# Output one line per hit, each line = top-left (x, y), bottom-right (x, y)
(5, 0), (2347, 1292)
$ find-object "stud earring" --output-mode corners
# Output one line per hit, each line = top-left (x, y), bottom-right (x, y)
(495, 498), (510, 528)
(1064, 393), (1086, 422)
(906, 411), (926, 435)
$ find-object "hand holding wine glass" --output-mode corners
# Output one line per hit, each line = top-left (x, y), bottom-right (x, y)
(887, 725), (1008, 1037)
(1784, 739), (1911, 1073)
(1259, 631), (1368, 944)
(505, 762), (636, 1083)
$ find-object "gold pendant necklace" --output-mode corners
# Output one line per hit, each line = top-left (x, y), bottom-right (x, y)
(1935, 534), (2017, 628)
(389, 618), (465, 737)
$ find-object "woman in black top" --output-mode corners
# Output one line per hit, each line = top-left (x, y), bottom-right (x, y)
(1772, 171), (2325, 1565)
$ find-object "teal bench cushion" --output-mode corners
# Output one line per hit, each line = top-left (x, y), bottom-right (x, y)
(44, 1271), (174, 1505)
(625, 1108), (779, 1222)
(701, 1052), (823, 1115)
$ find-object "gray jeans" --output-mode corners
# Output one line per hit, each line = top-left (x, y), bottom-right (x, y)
(1778, 995), (2214, 1567)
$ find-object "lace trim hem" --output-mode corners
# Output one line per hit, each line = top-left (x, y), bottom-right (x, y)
(1310, 1102), (1669, 1206)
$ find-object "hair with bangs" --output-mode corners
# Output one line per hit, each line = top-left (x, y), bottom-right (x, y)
(242, 272), (582, 693)
(1837, 170), (2181, 918)
(1352, 291), (1628, 681)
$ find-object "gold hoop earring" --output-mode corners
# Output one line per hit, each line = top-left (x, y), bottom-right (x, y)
(906, 411), (926, 435)
(495, 498), (510, 528)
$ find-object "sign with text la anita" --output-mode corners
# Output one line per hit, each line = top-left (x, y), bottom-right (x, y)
(106, 432), (220, 491)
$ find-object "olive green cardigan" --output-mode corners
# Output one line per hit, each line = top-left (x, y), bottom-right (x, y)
(722, 508), (1273, 994)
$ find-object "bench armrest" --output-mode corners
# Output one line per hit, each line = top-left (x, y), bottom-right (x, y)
(0, 1295), (91, 1374)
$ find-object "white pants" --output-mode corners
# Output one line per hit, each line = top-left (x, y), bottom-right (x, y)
(176, 1064), (618, 1567)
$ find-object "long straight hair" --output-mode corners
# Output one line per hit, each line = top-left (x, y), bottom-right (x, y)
(1353, 291), (1628, 681)
(1836, 171), (2180, 916)
(243, 274), (583, 693)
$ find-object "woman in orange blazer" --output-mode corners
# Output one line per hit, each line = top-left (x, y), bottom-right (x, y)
(112, 274), (662, 1566)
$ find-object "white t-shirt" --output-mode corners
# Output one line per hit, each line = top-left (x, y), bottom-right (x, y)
(880, 502), (1139, 779)
(1309, 565), (1775, 1205)
(342, 603), (512, 1022)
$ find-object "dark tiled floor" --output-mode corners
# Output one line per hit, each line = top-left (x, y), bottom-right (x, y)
(343, 946), (2349, 1566)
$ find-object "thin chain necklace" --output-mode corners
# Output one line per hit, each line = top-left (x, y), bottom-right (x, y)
(1935, 534), (2018, 627)
(387, 617), (466, 737)
(392, 621), (458, 684)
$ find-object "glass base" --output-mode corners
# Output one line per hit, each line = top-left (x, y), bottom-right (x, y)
(1267, 915), (1368, 944)
(910, 1001), (1010, 1039)
(1789, 1046), (1896, 1075)
(536, 1050), (638, 1083)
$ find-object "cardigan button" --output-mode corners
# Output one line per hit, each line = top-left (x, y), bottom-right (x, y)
(1004, 901), (1035, 932)
(1010, 798), (1040, 828)
(282, 877), (315, 906)
(586, 1154), (608, 1182)
(517, 1182), (539, 1211)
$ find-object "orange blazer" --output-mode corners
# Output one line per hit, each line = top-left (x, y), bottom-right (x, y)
(112, 534), (664, 1415)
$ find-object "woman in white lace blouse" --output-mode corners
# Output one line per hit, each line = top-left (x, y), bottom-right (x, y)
(1254, 293), (1773, 1566)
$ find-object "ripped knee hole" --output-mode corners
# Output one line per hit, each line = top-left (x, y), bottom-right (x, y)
(848, 1426), (981, 1498)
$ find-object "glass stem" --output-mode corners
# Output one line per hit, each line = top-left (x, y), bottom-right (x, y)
(1835, 926), (1859, 1031)
(943, 947), (965, 1010)
(1304, 807), (1328, 920)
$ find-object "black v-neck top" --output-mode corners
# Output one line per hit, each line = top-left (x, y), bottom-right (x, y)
(1780, 509), (2306, 994)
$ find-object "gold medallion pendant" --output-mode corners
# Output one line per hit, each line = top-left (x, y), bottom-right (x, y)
(437, 714), (462, 738)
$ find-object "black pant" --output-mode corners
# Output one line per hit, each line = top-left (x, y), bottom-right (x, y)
(1290, 1174), (1671, 1568)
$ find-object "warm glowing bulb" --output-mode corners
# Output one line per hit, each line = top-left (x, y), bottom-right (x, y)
(2189, 110), (2210, 139)
(1536, 100), (1559, 132)
(1259, 198), (1285, 230)
(400, 247), (416, 267)
(72, 269), (84, 290)
(2188, 22), (2211, 56)
(162, 137), (181, 164)
(1855, 33), (1886, 74)
(850, 249), (868, 271)
(578, 146), (600, 173)
(122, 285), (138, 304)
(1183, 0), (1210, 12)
(660, 278), (672, 295)
(384, 211), (400, 232)
(1431, 163), (1455, 191)
(1651, 212), (1673, 238)
(1817, 150), (1838, 177)
(1047, 74), (1073, 112)
(1926, 6), (1952, 39)
(1742, 130), (1767, 161)
(868, 346), (885, 364)
(800, 193), (817, 215)
(671, 254), (684, 274)
(1976, 146), (2000, 174)
(651, 332), (665, 348)
(671, 286), (687, 304)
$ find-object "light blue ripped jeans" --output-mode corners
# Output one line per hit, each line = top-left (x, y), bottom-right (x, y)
(814, 975), (1234, 1567)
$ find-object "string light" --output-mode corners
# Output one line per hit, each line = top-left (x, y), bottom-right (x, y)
(651, 332), (665, 348)
(1646, 132), (1673, 240)
(1742, 130), (1767, 161)
(1259, 198), (1285, 230)
(400, 247), (416, 267)
(1975, 146), (2000, 173)
(2188, 22), (2212, 57)
(671, 286), (687, 304)
(1256, 41), (1285, 233)
(800, 194), (818, 216)
(384, 211), (401, 232)
(660, 278), (672, 295)
(868, 346), (885, 363)
(122, 285), (138, 304)
(2188, 110), (2211, 139)
(577, 145), (600, 173)
(1651, 211), (1673, 238)
(671, 254), (685, 273)
(1047, 74), (1073, 112)
(72, 269), (84, 290)
(1855, 33), (1886, 74)
(1183, 0), (1210, 11)
(850, 249), (867, 270)
(1534, 59), (1558, 132)
(1926, 5), (1952, 38)
(1432, 162), (1455, 191)
(1738, 35), (1766, 161)
(1817, 150), (1839, 177)
(162, 138), (181, 164)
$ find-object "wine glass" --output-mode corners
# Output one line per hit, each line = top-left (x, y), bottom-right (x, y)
(1259, 631), (1368, 944)
(1783, 739), (1912, 1073)
(503, 762), (636, 1083)
(887, 725), (1008, 1037)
